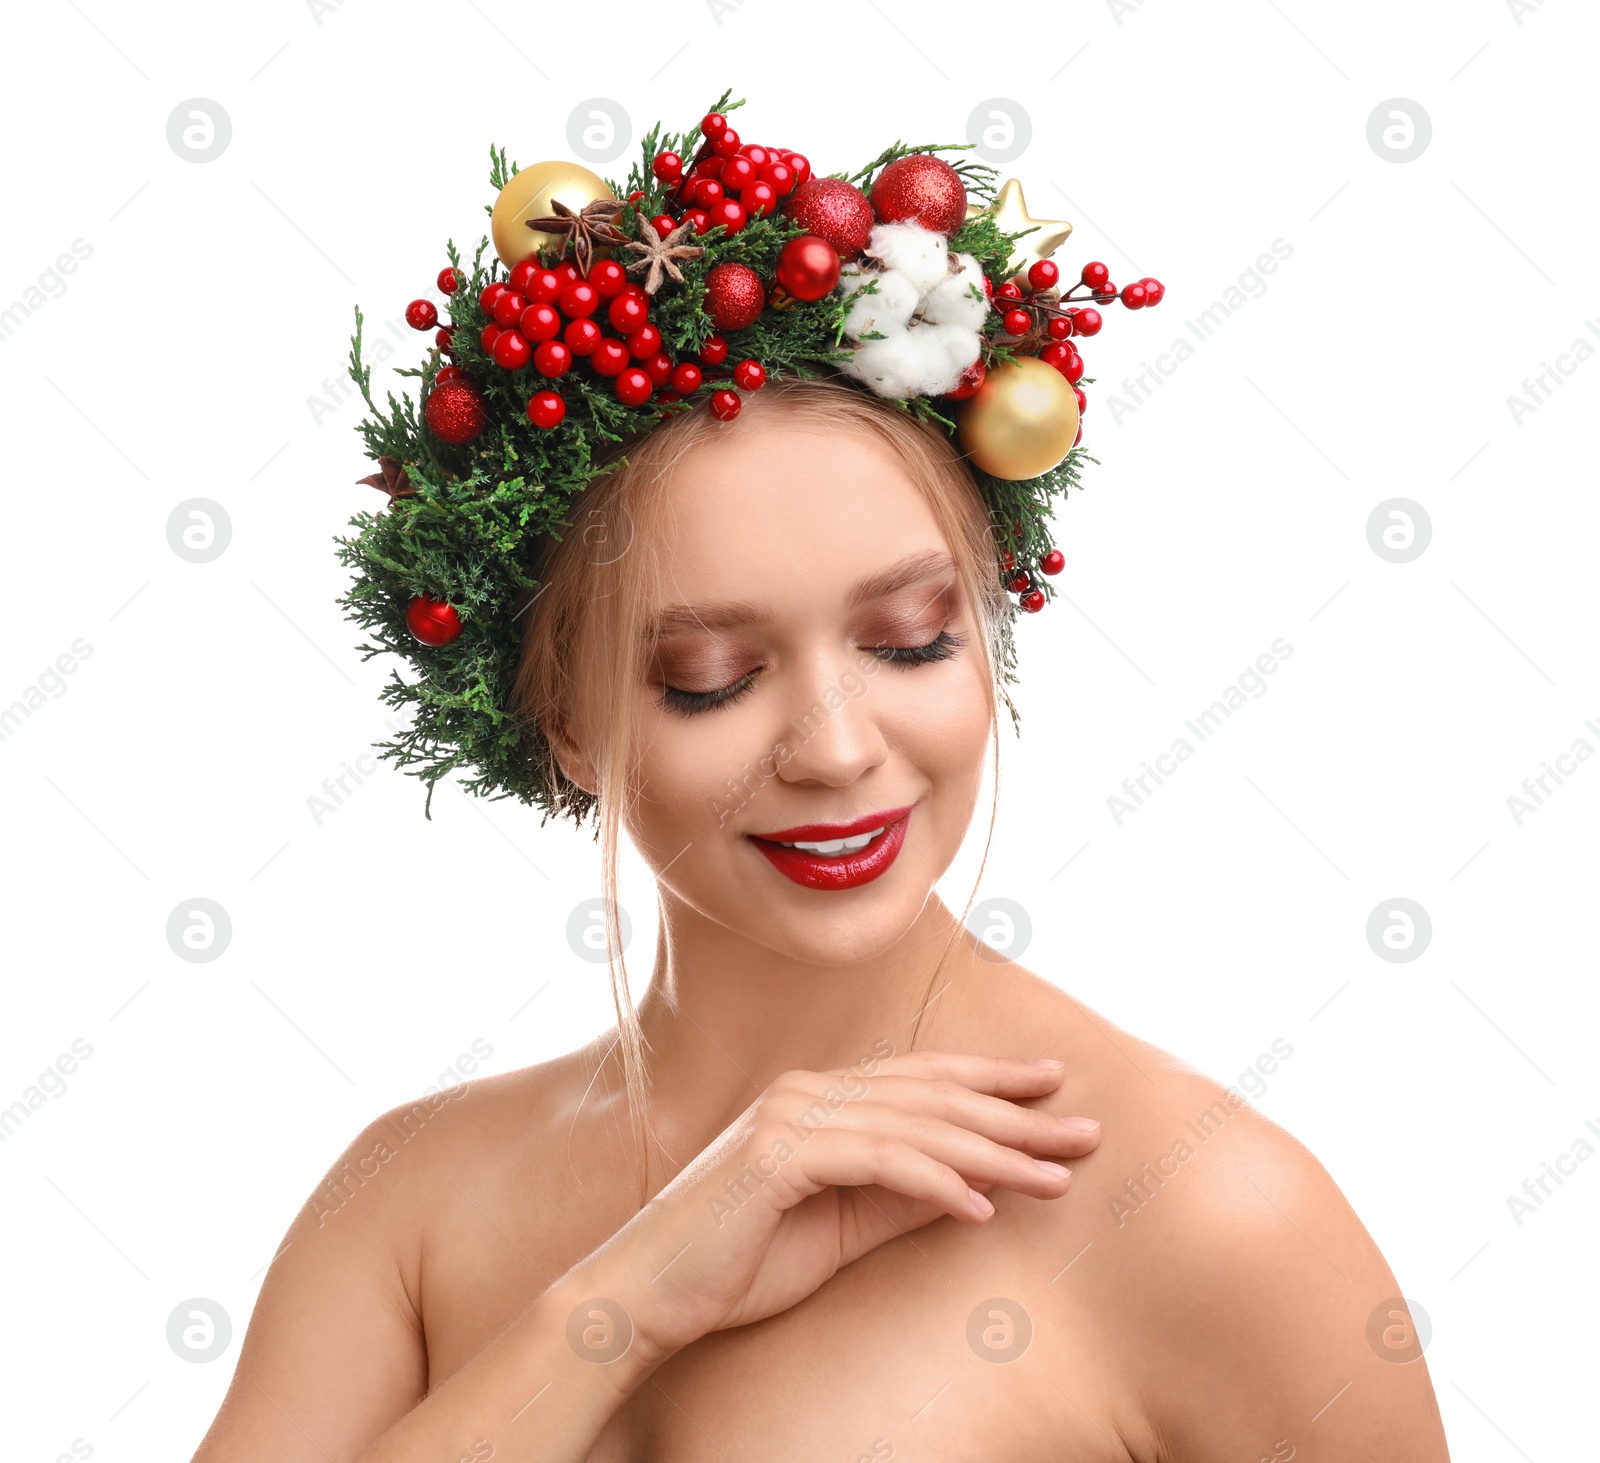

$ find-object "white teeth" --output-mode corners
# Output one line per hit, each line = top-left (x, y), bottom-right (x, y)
(776, 826), (885, 855)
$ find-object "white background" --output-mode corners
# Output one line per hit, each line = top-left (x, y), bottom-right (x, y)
(1, 0), (1594, 1458)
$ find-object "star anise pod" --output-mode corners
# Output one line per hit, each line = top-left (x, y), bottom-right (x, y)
(357, 455), (414, 507)
(623, 219), (705, 294)
(526, 198), (629, 277)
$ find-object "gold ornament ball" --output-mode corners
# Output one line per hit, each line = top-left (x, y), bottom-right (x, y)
(490, 160), (616, 268)
(956, 357), (1081, 480)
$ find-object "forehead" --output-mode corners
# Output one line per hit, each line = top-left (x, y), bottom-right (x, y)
(644, 413), (952, 608)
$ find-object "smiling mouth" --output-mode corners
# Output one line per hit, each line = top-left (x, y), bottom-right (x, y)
(745, 805), (915, 890)
(763, 827), (886, 856)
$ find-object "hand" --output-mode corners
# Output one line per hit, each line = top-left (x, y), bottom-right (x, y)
(574, 1051), (1100, 1363)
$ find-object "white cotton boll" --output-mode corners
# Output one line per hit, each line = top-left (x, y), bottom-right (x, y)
(841, 319), (981, 398)
(839, 267), (920, 340)
(920, 252), (990, 330)
(863, 222), (951, 296)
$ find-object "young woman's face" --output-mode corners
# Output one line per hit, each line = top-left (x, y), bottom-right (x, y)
(612, 407), (995, 965)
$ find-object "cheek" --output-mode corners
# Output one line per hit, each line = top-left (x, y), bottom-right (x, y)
(623, 695), (761, 846)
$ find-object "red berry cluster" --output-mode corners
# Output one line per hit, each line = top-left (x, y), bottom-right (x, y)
(650, 111), (811, 239)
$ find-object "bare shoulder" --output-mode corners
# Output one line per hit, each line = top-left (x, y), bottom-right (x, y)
(963, 961), (1449, 1462)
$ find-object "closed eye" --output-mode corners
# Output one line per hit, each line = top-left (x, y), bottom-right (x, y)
(655, 629), (967, 718)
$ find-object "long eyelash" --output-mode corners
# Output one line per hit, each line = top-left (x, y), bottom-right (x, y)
(656, 629), (966, 718)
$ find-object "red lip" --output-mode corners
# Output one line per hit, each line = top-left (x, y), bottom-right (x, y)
(746, 804), (915, 892)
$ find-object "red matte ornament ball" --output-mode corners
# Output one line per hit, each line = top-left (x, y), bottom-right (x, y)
(533, 339), (571, 377)
(519, 302), (561, 342)
(405, 299), (437, 330)
(1028, 260), (1059, 291)
(564, 318), (602, 356)
(589, 259), (627, 298)
(709, 388), (741, 421)
(732, 359), (766, 391)
(868, 153), (968, 237)
(698, 333), (729, 365)
(775, 235), (841, 301)
(1041, 548), (1066, 575)
(406, 595), (462, 647)
(526, 390), (566, 430)
(615, 367), (653, 407)
(607, 293), (649, 335)
(436, 267), (459, 294)
(493, 292), (526, 328)
(492, 329), (531, 370)
(671, 362), (703, 394)
(784, 177), (874, 261)
(704, 262), (765, 331)
(591, 338), (629, 376)
(423, 381), (488, 445)
(628, 323), (663, 359)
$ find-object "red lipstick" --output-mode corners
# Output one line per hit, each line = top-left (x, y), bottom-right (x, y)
(746, 804), (915, 891)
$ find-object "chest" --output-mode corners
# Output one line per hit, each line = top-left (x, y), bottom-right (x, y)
(425, 1191), (1135, 1463)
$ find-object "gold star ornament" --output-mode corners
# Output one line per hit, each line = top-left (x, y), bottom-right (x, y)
(967, 178), (1074, 284)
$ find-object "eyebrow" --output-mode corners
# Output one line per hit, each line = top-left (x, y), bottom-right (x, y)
(645, 548), (958, 638)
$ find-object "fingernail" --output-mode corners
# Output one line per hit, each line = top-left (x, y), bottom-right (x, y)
(1057, 1116), (1100, 1136)
(1034, 1160), (1070, 1177)
(968, 1187), (995, 1216)
(1030, 1058), (1066, 1069)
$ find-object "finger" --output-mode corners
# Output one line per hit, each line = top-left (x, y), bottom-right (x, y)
(819, 1074), (1102, 1159)
(784, 1126), (1000, 1224)
(829, 1051), (1073, 1101)
(815, 1101), (1075, 1200)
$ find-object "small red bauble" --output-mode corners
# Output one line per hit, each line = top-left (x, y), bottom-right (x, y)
(435, 327), (454, 353)
(564, 318), (602, 356)
(534, 339), (571, 377)
(591, 338), (630, 376)
(423, 382), (487, 445)
(509, 260), (537, 293)
(1028, 260), (1059, 291)
(615, 367), (653, 407)
(492, 329), (531, 370)
(740, 145), (770, 169)
(1003, 308), (1031, 336)
(699, 333), (729, 365)
(493, 292), (527, 328)
(785, 178), (874, 261)
(628, 323), (663, 359)
(671, 362), (703, 394)
(721, 156), (757, 192)
(607, 293), (649, 335)
(643, 351), (674, 386)
(406, 595), (462, 647)
(1073, 307), (1103, 337)
(684, 206), (712, 235)
(553, 261), (580, 285)
(405, 298), (437, 330)
(997, 281), (1023, 300)
(1073, 384), (1087, 414)
(479, 323), (501, 352)
(1063, 350), (1085, 385)
(1010, 572), (1032, 593)
(478, 282), (506, 314)
(519, 302), (561, 342)
(1041, 548), (1066, 576)
(761, 160), (795, 197)
(436, 267), (459, 294)
(653, 150), (684, 183)
(1080, 261), (1110, 291)
(774, 234), (841, 302)
(1047, 316), (1072, 341)
(1121, 282), (1148, 309)
(559, 281), (600, 319)
(1074, 421), (1083, 447)
(701, 112), (728, 140)
(704, 262), (765, 331)
(526, 268), (562, 304)
(1141, 277), (1165, 306)
(946, 360), (986, 400)
(589, 259), (627, 299)
(692, 176), (725, 207)
(710, 198), (748, 235)
(742, 181), (777, 218)
(526, 391), (566, 430)
(786, 152), (812, 186)
(650, 214), (678, 240)
(1022, 589), (1046, 614)
(732, 359), (766, 391)
(868, 153), (968, 237)
(1039, 342), (1073, 373)
(711, 127), (741, 158)
(434, 364), (464, 384)
(709, 388), (741, 421)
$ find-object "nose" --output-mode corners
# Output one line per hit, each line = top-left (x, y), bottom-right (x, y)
(771, 648), (889, 790)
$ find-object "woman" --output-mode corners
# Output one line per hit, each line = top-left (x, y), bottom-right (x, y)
(193, 376), (1448, 1461)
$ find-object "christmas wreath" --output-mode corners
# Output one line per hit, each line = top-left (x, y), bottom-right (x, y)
(336, 89), (1164, 822)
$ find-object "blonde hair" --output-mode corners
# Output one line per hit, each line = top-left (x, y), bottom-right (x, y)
(513, 373), (1010, 1206)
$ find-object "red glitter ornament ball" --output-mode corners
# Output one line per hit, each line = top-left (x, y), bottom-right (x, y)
(423, 381), (487, 445)
(704, 262), (766, 331)
(784, 177), (874, 261)
(868, 154), (968, 237)
(406, 595), (462, 647)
